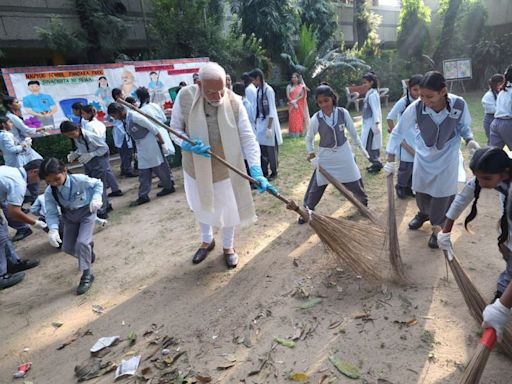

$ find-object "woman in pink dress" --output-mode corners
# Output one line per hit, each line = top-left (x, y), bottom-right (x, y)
(287, 73), (307, 137)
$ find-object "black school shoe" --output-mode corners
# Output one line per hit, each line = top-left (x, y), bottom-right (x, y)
(108, 190), (124, 197)
(395, 186), (408, 199)
(0, 272), (25, 290)
(76, 272), (94, 295)
(156, 187), (176, 197)
(408, 212), (429, 230)
(129, 196), (150, 207)
(367, 163), (383, 174)
(12, 227), (33, 242)
(8, 259), (40, 274)
(428, 232), (438, 249)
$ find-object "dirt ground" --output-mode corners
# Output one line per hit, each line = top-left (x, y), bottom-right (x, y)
(1, 137), (511, 383)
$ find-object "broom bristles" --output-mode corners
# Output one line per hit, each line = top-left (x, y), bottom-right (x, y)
(318, 166), (381, 226)
(459, 328), (497, 384)
(444, 251), (512, 359)
(386, 174), (407, 283)
(309, 212), (385, 281)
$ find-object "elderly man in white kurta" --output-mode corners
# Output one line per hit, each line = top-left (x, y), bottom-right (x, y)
(170, 62), (276, 268)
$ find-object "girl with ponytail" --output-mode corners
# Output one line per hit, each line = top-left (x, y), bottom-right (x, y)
(482, 74), (505, 144)
(386, 74), (423, 198)
(438, 147), (512, 342)
(489, 65), (512, 149)
(385, 71), (479, 249)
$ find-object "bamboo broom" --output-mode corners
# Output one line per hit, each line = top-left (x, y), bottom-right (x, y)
(458, 328), (497, 384)
(117, 99), (385, 281)
(442, 250), (512, 359)
(386, 174), (407, 283)
(317, 165), (380, 225)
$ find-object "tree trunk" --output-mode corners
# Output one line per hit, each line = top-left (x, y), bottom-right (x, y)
(432, 0), (463, 67)
(75, 0), (104, 63)
(353, 0), (368, 47)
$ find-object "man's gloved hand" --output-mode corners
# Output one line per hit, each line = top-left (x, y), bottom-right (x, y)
(383, 161), (395, 176)
(181, 139), (211, 158)
(249, 166), (278, 194)
(48, 229), (62, 248)
(67, 151), (80, 163)
(265, 128), (273, 139)
(78, 153), (94, 164)
(467, 139), (481, 156)
(359, 145), (370, 160)
(437, 231), (453, 254)
(32, 220), (48, 230)
(372, 123), (382, 135)
(310, 157), (319, 169)
(482, 299), (512, 342)
(89, 198), (103, 213)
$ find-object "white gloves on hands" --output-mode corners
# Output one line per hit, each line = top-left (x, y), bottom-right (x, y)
(48, 229), (62, 248)
(310, 157), (319, 169)
(467, 140), (481, 156)
(32, 220), (48, 230)
(265, 128), (273, 139)
(371, 123), (382, 135)
(78, 153), (94, 164)
(22, 138), (32, 149)
(437, 231), (454, 258)
(67, 152), (80, 163)
(482, 299), (512, 342)
(383, 162), (395, 176)
(359, 146), (370, 160)
(89, 198), (103, 213)
(161, 143), (170, 156)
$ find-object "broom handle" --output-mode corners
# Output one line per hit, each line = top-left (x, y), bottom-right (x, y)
(480, 327), (497, 350)
(117, 99), (294, 207)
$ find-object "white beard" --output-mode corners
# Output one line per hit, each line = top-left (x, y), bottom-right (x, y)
(206, 98), (224, 107)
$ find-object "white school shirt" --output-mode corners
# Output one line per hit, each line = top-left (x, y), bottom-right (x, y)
(495, 86), (512, 119)
(386, 95), (416, 163)
(386, 94), (473, 197)
(360, 88), (382, 150)
(254, 83), (283, 147)
(140, 103), (175, 156)
(83, 118), (107, 139)
(481, 90), (497, 115)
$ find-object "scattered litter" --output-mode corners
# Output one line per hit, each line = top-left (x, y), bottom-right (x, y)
(13, 362), (31, 378)
(114, 355), (141, 379)
(274, 337), (295, 348)
(216, 363), (235, 370)
(51, 322), (63, 329)
(288, 372), (309, 381)
(74, 358), (116, 380)
(328, 320), (343, 329)
(22, 348), (30, 353)
(299, 297), (322, 310)
(92, 304), (105, 314)
(329, 356), (360, 379)
(121, 321), (126, 326)
(212, 335), (218, 340)
(90, 336), (120, 353)
(195, 374), (212, 382)
(127, 331), (137, 346)
(161, 349), (170, 356)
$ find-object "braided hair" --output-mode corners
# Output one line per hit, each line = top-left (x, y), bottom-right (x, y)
(489, 73), (505, 99)
(465, 147), (512, 246)
(501, 65), (512, 92)
(420, 71), (450, 112)
(405, 74), (423, 109)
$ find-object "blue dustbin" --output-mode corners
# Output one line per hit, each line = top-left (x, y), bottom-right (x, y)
(59, 98), (88, 123)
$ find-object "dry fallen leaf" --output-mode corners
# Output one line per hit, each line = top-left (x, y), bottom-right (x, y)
(288, 372), (309, 382)
(195, 374), (212, 382)
(216, 363), (235, 370)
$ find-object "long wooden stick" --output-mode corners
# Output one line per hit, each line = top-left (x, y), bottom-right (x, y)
(117, 99), (308, 221)
(400, 140), (416, 156)
(318, 165), (380, 225)
(386, 174), (407, 283)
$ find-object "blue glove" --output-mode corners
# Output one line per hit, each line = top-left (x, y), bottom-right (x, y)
(249, 166), (278, 194)
(181, 139), (211, 158)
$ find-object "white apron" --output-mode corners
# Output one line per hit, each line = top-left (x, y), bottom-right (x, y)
(316, 142), (361, 186)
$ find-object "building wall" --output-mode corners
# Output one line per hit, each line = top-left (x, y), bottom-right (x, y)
(0, 0), (150, 66)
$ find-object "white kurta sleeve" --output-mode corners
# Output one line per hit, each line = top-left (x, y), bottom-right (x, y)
(305, 114), (319, 153)
(237, 100), (261, 167)
(343, 109), (362, 147)
(386, 102), (417, 156)
(458, 99), (474, 142)
(481, 91), (496, 114)
(369, 91), (382, 124)
(445, 178), (477, 220)
(132, 110), (160, 136)
(169, 91), (188, 146)
(387, 97), (406, 121)
(267, 86), (278, 121)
